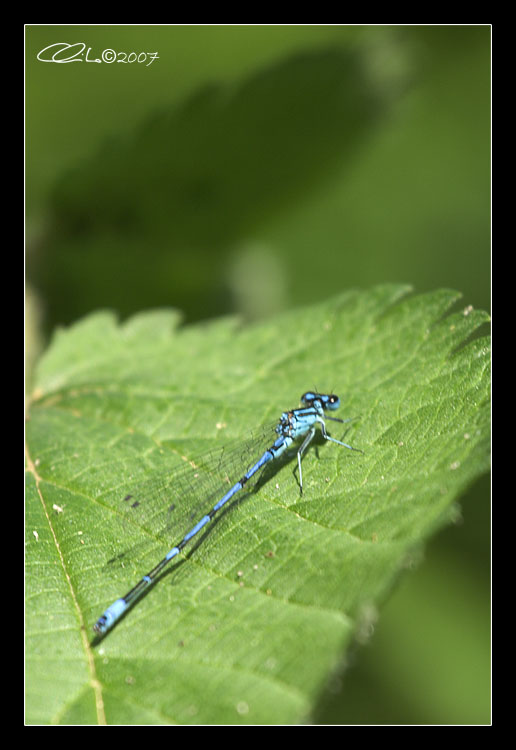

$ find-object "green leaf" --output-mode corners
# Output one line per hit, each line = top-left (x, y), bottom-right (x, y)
(35, 45), (392, 329)
(25, 286), (490, 725)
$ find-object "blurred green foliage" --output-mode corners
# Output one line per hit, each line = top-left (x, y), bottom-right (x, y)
(25, 25), (490, 724)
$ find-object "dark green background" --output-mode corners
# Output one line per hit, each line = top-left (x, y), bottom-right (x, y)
(25, 25), (490, 724)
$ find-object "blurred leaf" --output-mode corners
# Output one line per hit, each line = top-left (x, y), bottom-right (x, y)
(25, 286), (490, 724)
(32, 46), (399, 329)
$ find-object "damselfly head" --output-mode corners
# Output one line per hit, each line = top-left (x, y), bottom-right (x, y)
(301, 392), (340, 411)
